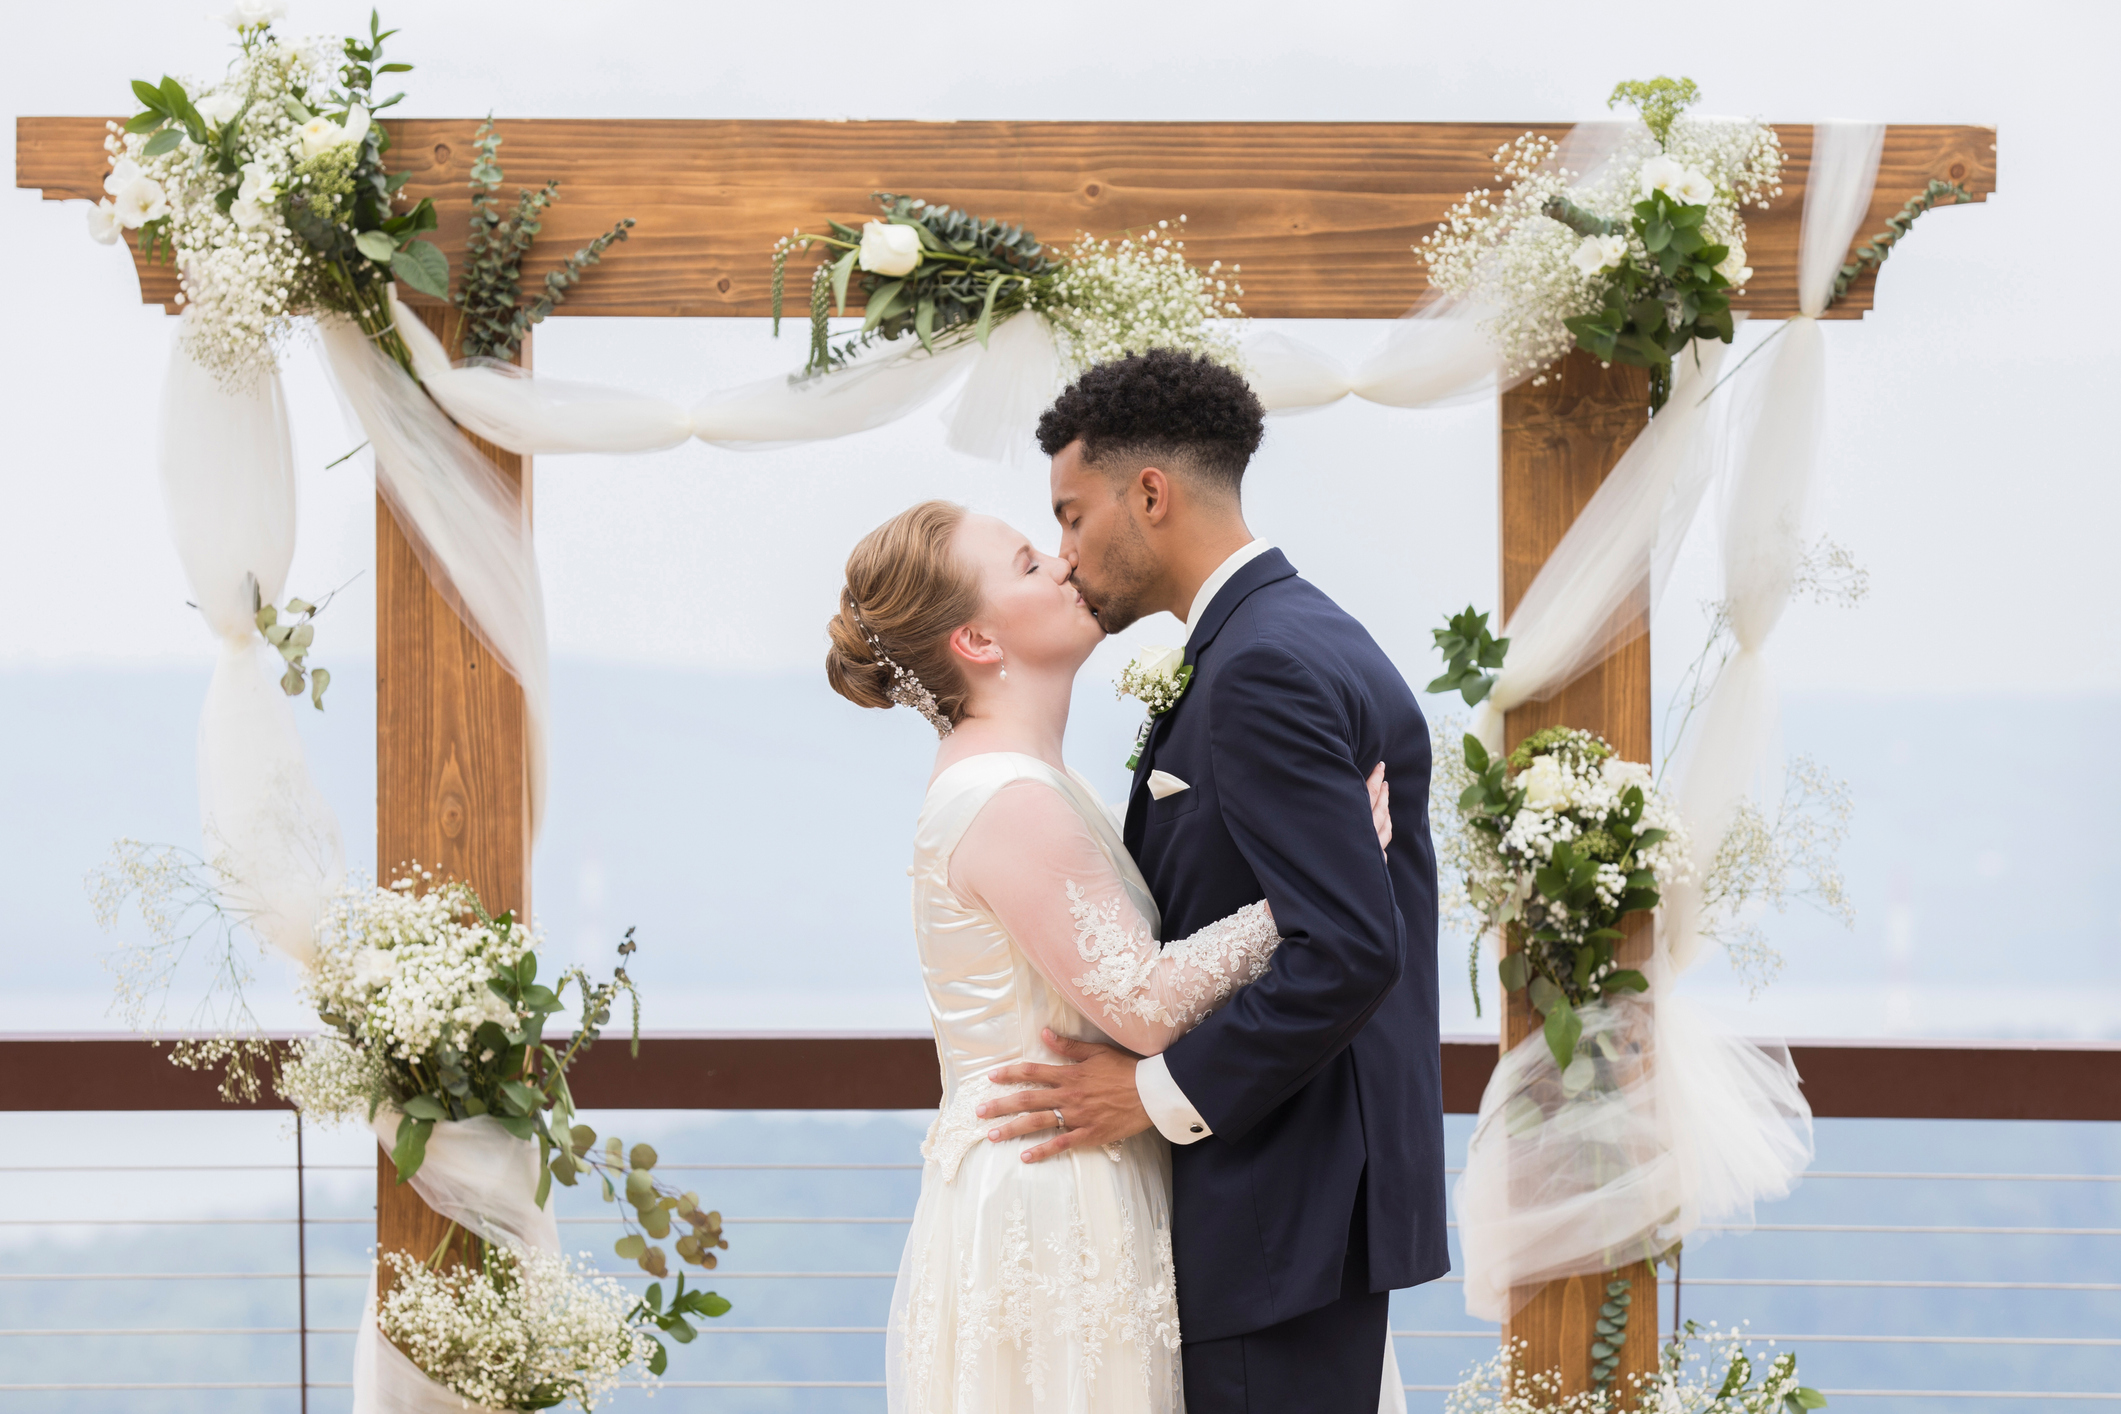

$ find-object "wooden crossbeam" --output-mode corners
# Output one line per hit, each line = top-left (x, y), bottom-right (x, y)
(18, 117), (1993, 321)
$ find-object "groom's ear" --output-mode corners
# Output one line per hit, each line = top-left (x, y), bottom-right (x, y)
(1135, 466), (1172, 525)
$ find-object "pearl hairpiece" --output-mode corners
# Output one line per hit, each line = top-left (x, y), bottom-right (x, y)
(851, 603), (953, 738)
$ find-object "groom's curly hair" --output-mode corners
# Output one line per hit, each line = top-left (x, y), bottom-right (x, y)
(1035, 348), (1265, 495)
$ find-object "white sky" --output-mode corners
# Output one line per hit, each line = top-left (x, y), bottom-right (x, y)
(3, 0), (2117, 695)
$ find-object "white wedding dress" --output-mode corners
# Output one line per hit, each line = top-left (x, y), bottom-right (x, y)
(886, 752), (1407, 1413)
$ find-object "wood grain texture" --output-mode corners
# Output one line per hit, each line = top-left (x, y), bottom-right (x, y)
(1497, 351), (1659, 1395)
(17, 117), (1994, 320)
(373, 307), (533, 1290)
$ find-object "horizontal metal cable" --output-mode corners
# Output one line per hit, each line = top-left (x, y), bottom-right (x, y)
(1681, 1277), (2121, 1291)
(1711, 1223), (2121, 1236)
(0, 1383), (310, 1391)
(0, 1269), (896, 1280)
(1813, 1392), (2121, 1401)
(1758, 1334), (2121, 1348)
(6, 1162), (2113, 1180)
(619, 1381), (888, 1389)
(0, 1327), (356, 1337)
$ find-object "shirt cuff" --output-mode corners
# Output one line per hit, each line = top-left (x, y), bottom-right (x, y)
(1136, 1052), (1212, 1144)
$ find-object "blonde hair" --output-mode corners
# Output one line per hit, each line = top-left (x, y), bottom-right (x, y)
(825, 501), (984, 733)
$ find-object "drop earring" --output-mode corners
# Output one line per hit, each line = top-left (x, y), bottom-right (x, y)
(997, 649), (1008, 681)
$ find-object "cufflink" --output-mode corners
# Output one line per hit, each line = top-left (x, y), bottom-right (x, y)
(1189, 1124), (1204, 1134)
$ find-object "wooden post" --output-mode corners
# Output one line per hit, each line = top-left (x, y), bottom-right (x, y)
(372, 306), (533, 1281)
(1497, 350), (1659, 1394)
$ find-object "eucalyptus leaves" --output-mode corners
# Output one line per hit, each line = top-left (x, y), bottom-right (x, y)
(252, 578), (330, 708)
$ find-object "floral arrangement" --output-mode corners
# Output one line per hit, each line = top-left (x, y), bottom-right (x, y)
(1115, 645), (1193, 769)
(772, 193), (1243, 378)
(1445, 1321), (1825, 1414)
(88, 8), (630, 389)
(1435, 724), (1691, 1069)
(378, 1245), (728, 1405)
(1419, 77), (1782, 412)
(279, 873), (729, 1278)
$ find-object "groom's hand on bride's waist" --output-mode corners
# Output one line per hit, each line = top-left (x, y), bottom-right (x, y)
(979, 1028), (1152, 1163)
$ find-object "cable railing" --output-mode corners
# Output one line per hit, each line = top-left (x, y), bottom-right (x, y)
(2, 1034), (2117, 1410)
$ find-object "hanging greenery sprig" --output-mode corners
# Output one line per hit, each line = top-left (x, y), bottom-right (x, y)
(451, 116), (636, 363)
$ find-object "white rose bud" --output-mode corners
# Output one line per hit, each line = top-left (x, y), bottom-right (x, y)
(113, 176), (168, 229)
(1136, 645), (1186, 679)
(857, 220), (922, 277)
(103, 157), (140, 198)
(196, 90), (243, 127)
(230, 198), (267, 230)
(86, 199), (123, 245)
(1716, 243), (1752, 287)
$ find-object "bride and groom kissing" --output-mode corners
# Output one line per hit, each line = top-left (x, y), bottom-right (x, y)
(825, 349), (1448, 1412)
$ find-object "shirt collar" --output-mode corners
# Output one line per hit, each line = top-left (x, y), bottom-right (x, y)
(1182, 540), (1273, 645)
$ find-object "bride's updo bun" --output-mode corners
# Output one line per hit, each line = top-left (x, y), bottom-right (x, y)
(826, 500), (984, 730)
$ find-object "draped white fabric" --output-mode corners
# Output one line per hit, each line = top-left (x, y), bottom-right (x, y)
(352, 1111), (562, 1414)
(1455, 979), (1812, 1321)
(157, 329), (344, 964)
(319, 316), (553, 839)
(1661, 121), (1885, 970)
(1454, 122), (1888, 1318)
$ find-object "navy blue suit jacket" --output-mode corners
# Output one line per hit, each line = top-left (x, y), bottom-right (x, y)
(1125, 548), (1449, 1342)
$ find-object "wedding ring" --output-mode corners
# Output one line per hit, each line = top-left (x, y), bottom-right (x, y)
(1054, 1108), (1067, 1130)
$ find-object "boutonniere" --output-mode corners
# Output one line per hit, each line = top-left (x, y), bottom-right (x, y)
(1116, 646), (1193, 769)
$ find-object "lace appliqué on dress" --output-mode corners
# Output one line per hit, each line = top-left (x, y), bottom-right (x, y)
(922, 1071), (1041, 1184)
(900, 1197), (1181, 1409)
(1065, 883), (1279, 1032)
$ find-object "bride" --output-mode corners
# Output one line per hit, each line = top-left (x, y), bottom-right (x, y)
(826, 500), (1395, 1413)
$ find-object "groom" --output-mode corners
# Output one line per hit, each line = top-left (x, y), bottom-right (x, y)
(978, 349), (1449, 1410)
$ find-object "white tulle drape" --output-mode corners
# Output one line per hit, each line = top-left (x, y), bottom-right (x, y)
(1660, 120), (1885, 970)
(1453, 123), (1890, 1320)
(158, 329), (345, 963)
(352, 1112), (562, 1414)
(319, 315), (552, 838)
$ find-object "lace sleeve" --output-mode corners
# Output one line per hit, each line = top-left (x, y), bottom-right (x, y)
(949, 778), (1279, 1056)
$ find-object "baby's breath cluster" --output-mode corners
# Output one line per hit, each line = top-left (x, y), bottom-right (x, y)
(376, 1246), (653, 1412)
(96, 38), (337, 389)
(1445, 1326), (1823, 1414)
(1040, 217), (1246, 374)
(1417, 83), (1783, 405)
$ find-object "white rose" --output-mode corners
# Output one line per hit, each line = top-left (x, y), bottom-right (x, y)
(857, 220), (922, 277)
(196, 90), (243, 127)
(237, 161), (275, 204)
(113, 176), (168, 229)
(86, 199), (123, 245)
(298, 116), (346, 160)
(103, 158), (140, 198)
(1715, 243), (1752, 287)
(1133, 645), (1186, 680)
(1519, 754), (1572, 812)
(221, 0), (286, 28)
(1668, 167), (1716, 206)
(1637, 155), (1684, 200)
(1570, 233), (1628, 276)
(350, 946), (398, 988)
(229, 198), (267, 230)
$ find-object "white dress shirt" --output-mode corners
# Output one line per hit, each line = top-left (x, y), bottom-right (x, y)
(1133, 540), (1272, 1145)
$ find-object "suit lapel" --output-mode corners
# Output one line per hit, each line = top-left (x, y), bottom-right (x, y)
(1122, 549), (1299, 859)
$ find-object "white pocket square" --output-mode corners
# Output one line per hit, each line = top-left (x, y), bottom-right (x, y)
(1148, 770), (1191, 800)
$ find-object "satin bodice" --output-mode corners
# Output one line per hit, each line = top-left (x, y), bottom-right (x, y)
(911, 752), (1161, 1103)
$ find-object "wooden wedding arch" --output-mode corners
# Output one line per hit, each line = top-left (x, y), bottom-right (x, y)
(19, 113), (1997, 1396)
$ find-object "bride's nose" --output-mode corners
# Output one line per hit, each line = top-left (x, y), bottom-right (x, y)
(1046, 557), (1072, 584)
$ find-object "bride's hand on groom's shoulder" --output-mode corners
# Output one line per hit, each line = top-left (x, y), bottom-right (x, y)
(978, 1029), (1152, 1163)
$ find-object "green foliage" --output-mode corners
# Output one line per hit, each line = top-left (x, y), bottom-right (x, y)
(632, 1273), (734, 1376)
(251, 578), (334, 709)
(1564, 186), (1737, 413)
(1426, 606), (1509, 705)
(453, 117), (636, 363)
(1829, 178), (1973, 308)
(772, 192), (1064, 377)
(1453, 718), (1666, 1067)
(1665, 1320), (1829, 1413)
(1608, 76), (1701, 149)
(1589, 1277), (1631, 1390)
